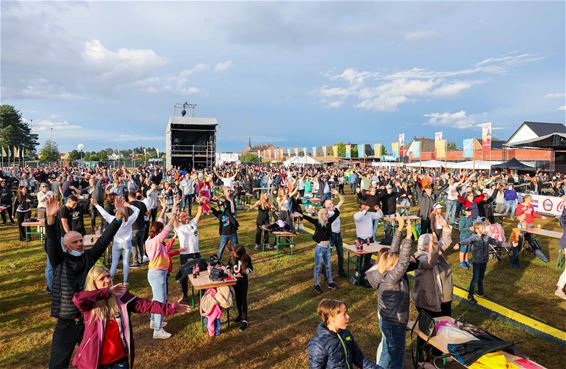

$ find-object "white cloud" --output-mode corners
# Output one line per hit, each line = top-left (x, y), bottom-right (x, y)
(32, 117), (82, 132)
(112, 134), (163, 142)
(425, 111), (477, 129)
(405, 31), (437, 42)
(180, 63), (209, 77)
(319, 51), (542, 111)
(325, 100), (343, 108)
(558, 106), (566, 111)
(545, 92), (565, 99)
(214, 60), (233, 73)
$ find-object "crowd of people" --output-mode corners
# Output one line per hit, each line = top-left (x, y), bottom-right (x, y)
(1, 161), (565, 369)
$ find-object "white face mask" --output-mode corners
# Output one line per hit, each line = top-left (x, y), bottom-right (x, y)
(69, 249), (84, 257)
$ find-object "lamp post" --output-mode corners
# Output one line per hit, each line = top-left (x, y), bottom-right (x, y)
(77, 144), (85, 167)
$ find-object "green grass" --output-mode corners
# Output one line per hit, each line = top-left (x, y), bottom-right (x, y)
(0, 194), (565, 368)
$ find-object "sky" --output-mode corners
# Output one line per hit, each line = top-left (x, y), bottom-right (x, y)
(1, 1), (565, 153)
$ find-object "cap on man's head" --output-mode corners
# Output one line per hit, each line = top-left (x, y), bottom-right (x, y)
(433, 203), (443, 209)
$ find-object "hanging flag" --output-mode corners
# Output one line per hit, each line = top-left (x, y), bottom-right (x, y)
(373, 143), (382, 157)
(345, 144), (351, 159)
(435, 132), (443, 142)
(1, 146), (6, 158)
(143, 148), (147, 156)
(322, 146), (327, 157)
(332, 145), (338, 157)
(435, 139), (447, 159)
(156, 148), (160, 157)
(279, 148), (283, 158)
(286, 148), (291, 157)
(257, 150), (261, 159)
(357, 144), (365, 158)
(412, 141), (421, 159)
(303, 147), (307, 156)
(293, 147), (298, 156)
(391, 142), (399, 159)
(311, 147), (316, 157)
(398, 134), (405, 157)
(480, 122), (492, 151)
(13, 146), (18, 158)
(463, 139), (474, 158)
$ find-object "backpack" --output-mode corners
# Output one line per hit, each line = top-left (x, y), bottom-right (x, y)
(209, 267), (228, 281)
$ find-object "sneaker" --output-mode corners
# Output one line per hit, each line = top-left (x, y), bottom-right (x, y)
(458, 262), (469, 269)
(153, 328), (172, 339)
(254, 244), (260, 251)
(264, 243), (273, 250)
(555, 288), (566, 300)
(142, 255), (149, 264)
(149, 321), (168, 329)
(314, 285), (323, 294)
(466, 261), (472, 268)
(328, 282), (338, 290)
(130, 263), (140, 268)
(476, 293), (488, 299)
(338, 270), (347, 278)
(239, 320), (248, 331)
(467, 296), (477, 304)
(234, 316), (243, 324)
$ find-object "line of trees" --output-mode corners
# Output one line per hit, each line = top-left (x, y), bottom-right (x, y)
(0, 105), (38, 157)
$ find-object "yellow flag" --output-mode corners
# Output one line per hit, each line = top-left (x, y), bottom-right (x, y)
(332, 145), (338, 157)
(13, 146), (18, 158)
(1, 146), (6, 157)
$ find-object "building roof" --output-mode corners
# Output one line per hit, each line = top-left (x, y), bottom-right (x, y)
(523, 122), (566, 136)
(167, 116), (218, 127)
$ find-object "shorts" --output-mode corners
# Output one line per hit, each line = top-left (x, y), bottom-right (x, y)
(459, 244), (469, 253)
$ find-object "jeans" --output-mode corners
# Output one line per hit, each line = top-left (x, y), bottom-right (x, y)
(148, 269), (167, 329)
(130, 228), (146, 264)
(468, 262), (487, 297)
(110, 246), (131, 284)
(378, 317), (406, 369)
(180, 253), (201, 295)
(217, 233), (239, 261)
(372, 218), (380, 239)
(349, 182), (356, 194)
(48, 318), (84, 369)
(45, 255), (53, 290)
(182, 194), (194, 215)
(321, 192), (331, 201)
(314, 245), (333, 286)
(446, 200), (458, 224)
(330, 232), (344, 273)
(505, 200), (517, 217)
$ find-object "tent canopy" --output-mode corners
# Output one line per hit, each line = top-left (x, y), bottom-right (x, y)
(283, 155), (319, 167)
(491, 158), (535, 171)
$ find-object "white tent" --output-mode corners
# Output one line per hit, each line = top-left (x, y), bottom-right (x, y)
(446, 160), (502, 170)
(405, 160), (446, 168)
(283, 155), (319, 167)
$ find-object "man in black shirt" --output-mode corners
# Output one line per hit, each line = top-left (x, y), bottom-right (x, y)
(127, 191), (148, 266)
(59, 195), (87, 237)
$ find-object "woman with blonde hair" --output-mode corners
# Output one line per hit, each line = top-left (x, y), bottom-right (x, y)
(302, 206), (340, 294)
(72, 265), (190, 369)
(366, 215), (413, 369)
(249, 192), (273, 251)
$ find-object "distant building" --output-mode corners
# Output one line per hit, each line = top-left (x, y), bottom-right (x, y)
(506, 121), (566, 146)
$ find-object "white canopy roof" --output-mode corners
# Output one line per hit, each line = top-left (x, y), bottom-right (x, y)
(283, 155), (319, 167)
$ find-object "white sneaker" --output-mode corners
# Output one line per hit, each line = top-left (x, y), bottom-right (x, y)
(555, 288), (566, 300)
(153, 328), (172, 339)
(142, 255), (149, 264)
(149, 321), (167, 329)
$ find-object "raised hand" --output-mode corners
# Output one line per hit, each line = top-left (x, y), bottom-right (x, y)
(110, 283), (127, 297)
(90, 198), (98, 206)
(396, 212), (405, 230)
(406, 219), (412, 239)
(46, 195), (61, 218)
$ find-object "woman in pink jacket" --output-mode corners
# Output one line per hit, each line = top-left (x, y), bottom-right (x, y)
(72, 265), (190, 369)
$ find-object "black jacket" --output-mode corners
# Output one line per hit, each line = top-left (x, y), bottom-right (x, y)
(46, 218), (121, 319)
(459, 234), (505, 264)
(308, 323), (381, 369)
(303, 209), (340, 243)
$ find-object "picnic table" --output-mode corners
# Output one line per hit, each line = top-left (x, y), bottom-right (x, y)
(21, 219), (45, 246)
(525, 227), (563, 268)
(260, 225), (299, 257)
(408, 316), (548, 368)
(343, 242), (386, 286)
(188, 269), (237, 332)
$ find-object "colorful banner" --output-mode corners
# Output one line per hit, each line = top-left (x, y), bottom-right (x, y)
(294, 147), (299, 156)
(286, 148), (291, 157)
(520, 193), (565, 216)
(435, 139), (447, 159)
(463, 139), (474, 159)
(332, 145), (338, 157)
(279, 148), (283, 158)
(412, 141), (421, 159)
(1, 146), (6, 157)
(322, 146), (327, 157)
(391, 142), (399, 160)
(257, 150), (261, 159)
(398, 134), (405, 157)
(481, 122), (492, 151)
(435, 132), (443, 142)
(357, 144), (365, 158)
(312, 146), (317, 157)
(345, 144), (351, 159)
(373, 144), (382, 157)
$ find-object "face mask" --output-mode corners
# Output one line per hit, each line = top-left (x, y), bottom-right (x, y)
(69, 249), (84, 257)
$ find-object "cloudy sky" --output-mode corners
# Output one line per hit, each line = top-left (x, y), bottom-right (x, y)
(1, 1), (565, 152)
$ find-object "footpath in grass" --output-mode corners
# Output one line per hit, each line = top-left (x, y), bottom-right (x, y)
(0, 194), (565, 368)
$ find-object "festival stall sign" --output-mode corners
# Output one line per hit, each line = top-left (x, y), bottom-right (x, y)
(412, 141), (421, 159)
(398, 133), (405, 157)
(357, 144), (365, 158)
(373, 143), (382, 158)
(391, 142), (400, 159)
(345, 144), (351, 159)
(520, 193), (565, 217)
(332, 145), (338, 157)
(435, 139), (447, 159)
(481, 122), (492, 151)
(463, 139), (474, 159)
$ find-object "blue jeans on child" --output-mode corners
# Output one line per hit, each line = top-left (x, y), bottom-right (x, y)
(314, 245), (333, 286)
(505, 200), (517, 217)
(217, 233), (239, 261)
(378, 317), (406, 369)
(148, 269), (167, 329)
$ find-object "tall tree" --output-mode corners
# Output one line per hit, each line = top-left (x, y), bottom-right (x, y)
(39, 139), (60, 162)
(0, 105), (39, 154)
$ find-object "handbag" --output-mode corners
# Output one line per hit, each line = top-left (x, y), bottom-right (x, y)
(209, 267), (227, 281)
(417, 310), (437, 340)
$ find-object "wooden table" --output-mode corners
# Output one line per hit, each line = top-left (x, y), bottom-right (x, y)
(188, 269), (237, 332)
(21, 219), (45, 246)
(525, 227), (563, 268)
(343, 242), (386, 286)
(409, 316), (548, 368)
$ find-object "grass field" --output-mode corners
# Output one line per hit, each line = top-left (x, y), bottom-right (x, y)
(1, 194), (565, 369)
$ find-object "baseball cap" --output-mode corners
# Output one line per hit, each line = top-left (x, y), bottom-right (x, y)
(433, 203), (443, 209)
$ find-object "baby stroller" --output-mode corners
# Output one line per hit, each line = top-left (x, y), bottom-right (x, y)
(488, 242), (512, 262)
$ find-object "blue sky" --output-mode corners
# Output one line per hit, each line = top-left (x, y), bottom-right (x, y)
(1, 1), (565, 152)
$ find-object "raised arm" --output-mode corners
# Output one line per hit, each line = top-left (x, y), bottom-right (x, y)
(92, 199), (115, 224)
(45, 195), (64, 267)
(193, 199), (203, 224)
